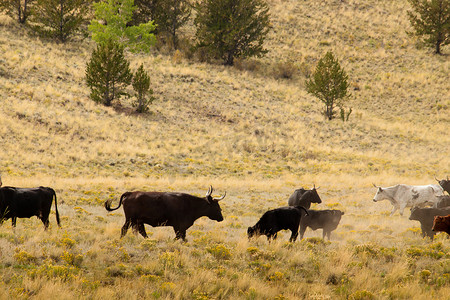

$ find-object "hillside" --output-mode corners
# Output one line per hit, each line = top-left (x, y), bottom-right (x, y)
(0, 0), (449, 298)
(1, 0), (449, 184)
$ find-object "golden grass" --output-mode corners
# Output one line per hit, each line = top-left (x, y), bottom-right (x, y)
(0, 0), (449, 298)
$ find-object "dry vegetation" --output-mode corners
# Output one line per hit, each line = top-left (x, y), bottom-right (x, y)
(0, 0), (449, 298)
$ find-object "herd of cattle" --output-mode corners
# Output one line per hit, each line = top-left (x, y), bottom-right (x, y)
(0, 173), (449, 242)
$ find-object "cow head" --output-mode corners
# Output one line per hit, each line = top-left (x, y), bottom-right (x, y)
(432, 215), (448, 232)
(372, 184), (387, 202)
(247, 226), (257, 239)
(435, 176), (450, 194)
(309, 185), (322, 204)
(432, 216), (443, 231)
(247, 225), (263, 239)
(409, 207), (421, 221)
(204, 186), (226, 222)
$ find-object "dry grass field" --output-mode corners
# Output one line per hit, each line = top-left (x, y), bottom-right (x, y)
(0, 0), (449, 298)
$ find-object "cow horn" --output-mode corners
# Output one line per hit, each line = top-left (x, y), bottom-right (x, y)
(206, 185), (213, 197)
(435, 176), (441, 182)
(215, 191), (226, 201)
(372, 183), (381, 189)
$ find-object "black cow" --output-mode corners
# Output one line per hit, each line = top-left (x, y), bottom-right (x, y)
(436, 176), (450, 194)
(435, 195), (450, 208)
(105, 185), (226, 241)
(247, 206), (308, 242)
(288, 186), (322, 208)
(0, 186), (61, 229)
(409, 207), (450, 239)
(0, 174), (2, 187)
(299, 209), (344, 240)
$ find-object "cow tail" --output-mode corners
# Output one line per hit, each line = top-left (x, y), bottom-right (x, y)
(105, 192), (128, 211)
(52, 188), (61, 227)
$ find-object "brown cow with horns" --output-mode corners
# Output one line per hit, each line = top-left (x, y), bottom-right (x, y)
(105, 186), (226, 241)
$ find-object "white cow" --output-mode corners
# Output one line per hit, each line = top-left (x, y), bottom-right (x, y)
(372, 184), (444, 216)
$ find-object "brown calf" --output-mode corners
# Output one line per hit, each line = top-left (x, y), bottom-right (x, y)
(431, 214), (450, 235)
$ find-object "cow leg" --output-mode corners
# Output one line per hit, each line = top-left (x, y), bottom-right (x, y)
(399, 203), (408, 216)
(290, 222), (301, 242)
(137, 222), (148, 238)
(173, 226), (187, 241)
(419, 224), (427, 238)
(174, 231), (187, 241)
(42, 218), (50, 230)
(299, 225), (307, 240)
(121, 219), (131, 238)
(289, 230), (299, 242)
(389, 206), (398, 216)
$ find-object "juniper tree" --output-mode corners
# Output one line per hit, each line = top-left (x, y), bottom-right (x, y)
(132, 64), (155, 113)
(306, 51), (350, 121)
(194, 0), (271, 66)
(407, 0), (450, 54)
(28, 0), (88, 42)
(0, 0), (34, 24)
(85, 40), (132, 106)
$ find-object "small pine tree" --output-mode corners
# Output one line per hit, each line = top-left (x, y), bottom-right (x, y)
(0, 0), (34, 24)
(194, 0), (271, 66)
(28, 0), (88, 42)
(407, 0), (450, 54)
(85, 40), (133, 106)
(132, 64), (155, 113)
(306, 51), (350, 121)
(89, 0), (156, 53)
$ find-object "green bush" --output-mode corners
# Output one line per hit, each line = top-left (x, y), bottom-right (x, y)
(206, 244), (232, 260)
